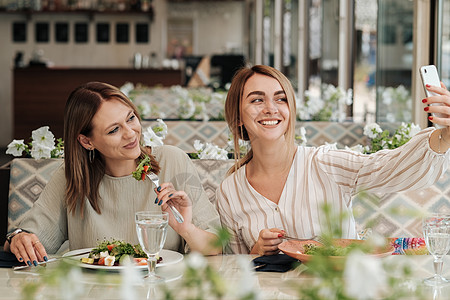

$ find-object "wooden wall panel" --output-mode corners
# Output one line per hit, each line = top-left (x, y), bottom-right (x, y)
(13, 67), (183, 139)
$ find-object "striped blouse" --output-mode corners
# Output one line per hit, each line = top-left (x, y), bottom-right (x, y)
(216, 128), (449, 254)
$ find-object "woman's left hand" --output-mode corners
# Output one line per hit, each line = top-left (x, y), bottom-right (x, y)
(424, 82), (450, 128)
(154, 182), (193, 232)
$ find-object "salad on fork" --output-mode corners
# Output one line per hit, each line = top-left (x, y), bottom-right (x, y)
(132, 155), (184, 223)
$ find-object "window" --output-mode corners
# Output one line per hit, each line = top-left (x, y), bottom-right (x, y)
(35, 22), (49, 43)
(96, 23), (110, 43)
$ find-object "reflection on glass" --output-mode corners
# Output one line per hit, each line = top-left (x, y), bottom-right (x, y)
(319, 0), (339, 87)
(285, 0), (298, 88)
(376, 0), (413, 123)
(353, 0), (377, 123)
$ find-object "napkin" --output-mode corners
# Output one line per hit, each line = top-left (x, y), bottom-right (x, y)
(0, 251), (26, 268)
(252, 254), (300, 272)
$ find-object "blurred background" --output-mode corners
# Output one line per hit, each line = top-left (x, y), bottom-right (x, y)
(0, 0), (449, 151)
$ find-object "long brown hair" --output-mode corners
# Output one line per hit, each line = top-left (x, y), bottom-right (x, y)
(224, 65), (297, 175)
(64, 82), (160, 216)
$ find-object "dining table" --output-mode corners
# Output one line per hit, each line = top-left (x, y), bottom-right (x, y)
(0, 253), (450, 300)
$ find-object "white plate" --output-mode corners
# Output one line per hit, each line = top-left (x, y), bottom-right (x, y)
(63, 248), (184, 271)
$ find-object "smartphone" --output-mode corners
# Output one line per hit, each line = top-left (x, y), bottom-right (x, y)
(419, 65), (444, 128)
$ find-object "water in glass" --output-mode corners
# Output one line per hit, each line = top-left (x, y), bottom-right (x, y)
(423, 214), (450, 286)
(135, 211), (169, 284)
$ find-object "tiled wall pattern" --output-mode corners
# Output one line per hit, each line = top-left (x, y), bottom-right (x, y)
(142, 120), (399, 152)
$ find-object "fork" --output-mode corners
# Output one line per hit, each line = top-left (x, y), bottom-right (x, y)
(146, 172), (184, 223)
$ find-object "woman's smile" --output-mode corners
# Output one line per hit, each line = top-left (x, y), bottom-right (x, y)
(124, 138), (138, 149)
(258, 119), (281, 126)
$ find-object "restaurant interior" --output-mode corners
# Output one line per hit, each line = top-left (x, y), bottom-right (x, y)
(1, 0), (450, 299)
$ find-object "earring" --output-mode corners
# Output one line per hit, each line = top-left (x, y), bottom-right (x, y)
(89, 147), (95, 163)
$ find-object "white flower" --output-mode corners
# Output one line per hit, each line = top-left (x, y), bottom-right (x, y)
(296, 127), (308, 146)
(307, 95), (325, 115)
(171, 85), (190, 99)
(120, 82), (134, 97)
(344, 250), (387, 300)
(153, 119), (168, 139)
(53, 148), (65, 158)
(142, 126), (164, 147)
(324, 142), (338, 150)
(298, 126), (306, 137)
(318, 284), (337, 300)
(32, 126), (55, 148)
(409, 123), (421, 137)
(120, 256), (142, 300)
(363, 123), (382, 139)
(238, 139), (250, 148)
(235, 256), (259, 299)
(6, 126), (63, 159)
(382, 87), (394, 105)
(58, 267), (84, 300)
(193, 140), (204, 152)
(137, 102), (151, 118)
(211, 92), (226, 103)
(185, 252), (207, 270)
(297, 108), (311, 121)
(30, 143), (54, 159)
(179, 97), (196, 119)
(345, 144), (365, 154)
(6, 139), (26, 156)
(194, 141), (228, 160)
(199, 143), (228, 160)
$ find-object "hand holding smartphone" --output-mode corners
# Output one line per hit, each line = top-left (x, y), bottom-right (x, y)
(419, 65), (444, 128)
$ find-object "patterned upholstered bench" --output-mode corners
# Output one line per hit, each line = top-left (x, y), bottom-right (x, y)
(3, 158), (450, 247)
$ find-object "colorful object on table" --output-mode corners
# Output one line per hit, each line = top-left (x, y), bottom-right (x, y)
(389, 237), (427, 255)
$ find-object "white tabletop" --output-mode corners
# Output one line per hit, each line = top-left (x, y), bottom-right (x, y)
(1, 254), (450, 299)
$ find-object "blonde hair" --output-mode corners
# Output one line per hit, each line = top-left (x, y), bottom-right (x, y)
(64, 82), (160, 216)
(224, 65), (297, 175)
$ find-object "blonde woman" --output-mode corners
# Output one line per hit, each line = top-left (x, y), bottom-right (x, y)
(217, 65), (450, 255)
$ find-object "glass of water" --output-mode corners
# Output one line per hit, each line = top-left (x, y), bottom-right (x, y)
(135, 211), (169, 283)
(423, 213), (450, 286)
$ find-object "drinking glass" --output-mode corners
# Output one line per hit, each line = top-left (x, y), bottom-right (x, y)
(423, 213), (450, 286)
(135, 211), (169, 284)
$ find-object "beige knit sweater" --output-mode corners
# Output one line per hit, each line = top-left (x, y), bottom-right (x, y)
(19, 145), (220, 254)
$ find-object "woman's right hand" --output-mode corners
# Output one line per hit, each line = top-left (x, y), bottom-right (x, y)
(6, 232), (48, 266)
(250, 228), (285, 256)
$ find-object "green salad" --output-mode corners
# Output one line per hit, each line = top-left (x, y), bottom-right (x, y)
(132, 155), (151, 181)
(84, 240), (147, 266)
(303, 243), (360, 256)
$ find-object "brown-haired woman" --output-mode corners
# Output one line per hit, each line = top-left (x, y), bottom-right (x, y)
(5, 82), (221, 267)
(217, 65), (450, 255)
